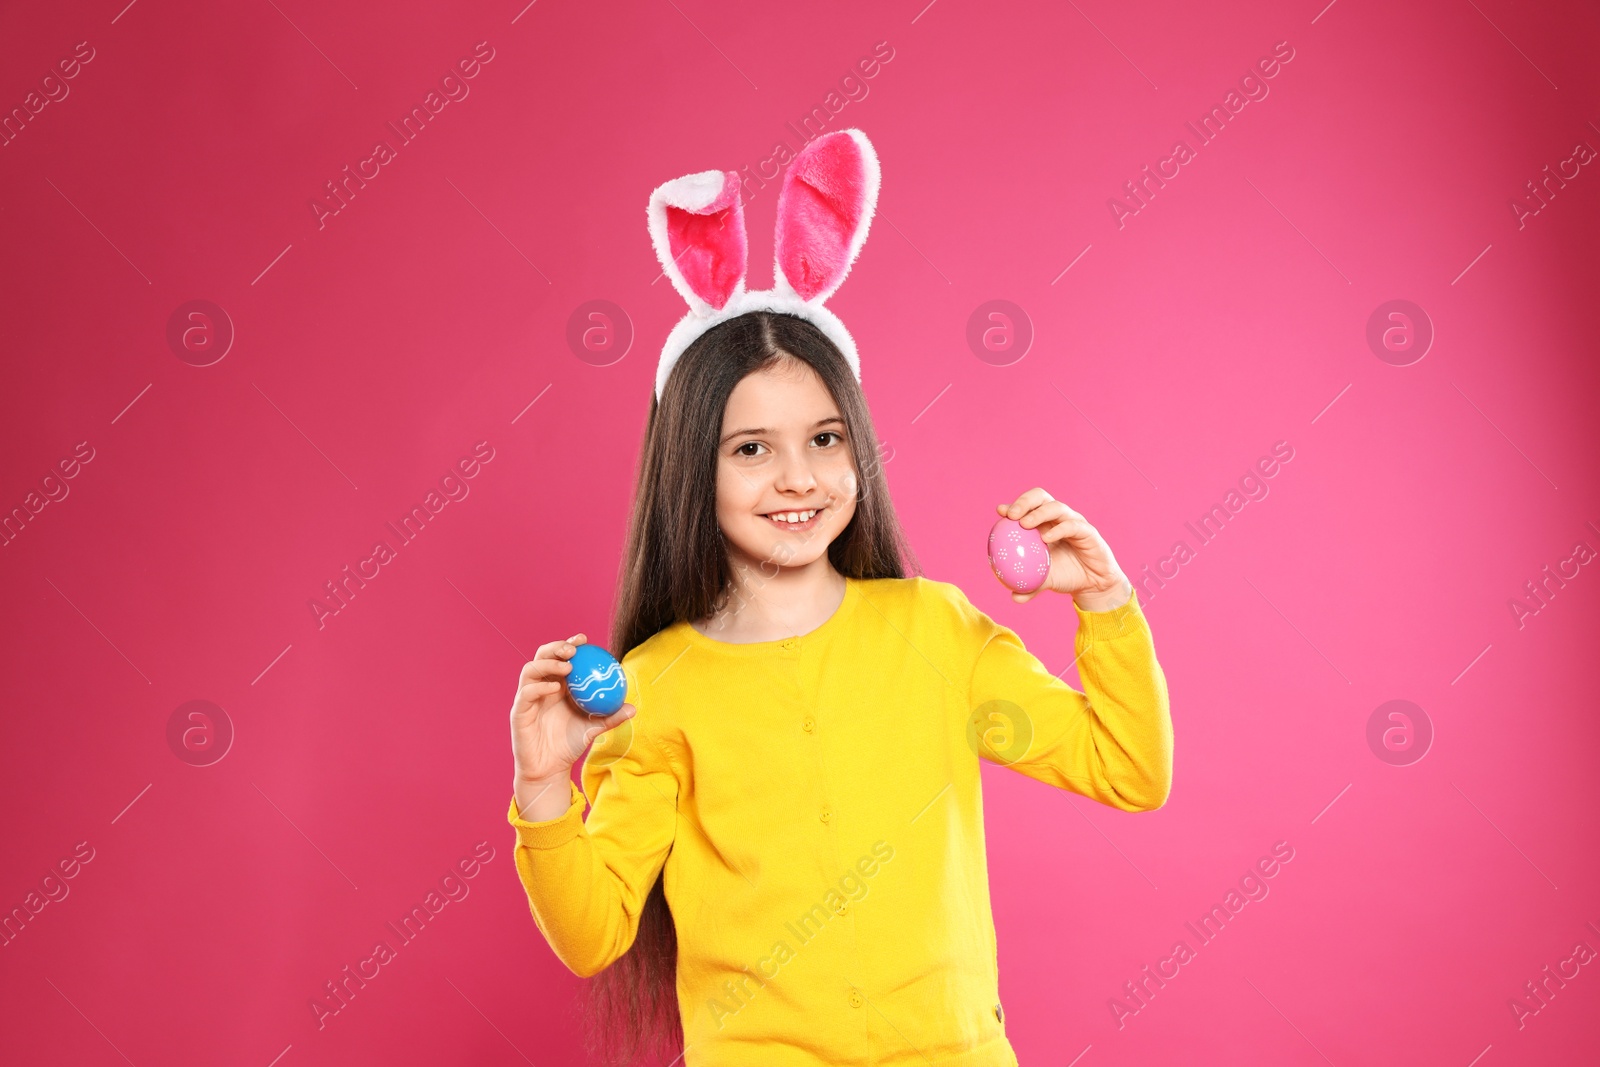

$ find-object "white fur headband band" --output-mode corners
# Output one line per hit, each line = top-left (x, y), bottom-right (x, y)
(645, 128), (881, 402)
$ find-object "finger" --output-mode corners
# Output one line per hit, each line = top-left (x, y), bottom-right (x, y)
(1024, 499), (1087, 528)
(1011, 588), (1039, 603)
(530, 636), (583, 666)
(1002, 487), (1054, 520)
(1039, 516), (1097, 545)
(527, 642), (578, 681)
(516, 679), (565, 704)
(600, 703), (636, 730)
(519, 656), (548, 687)
(583, 704), (634, 745)
(524, 658), (574, 684)
(1015, 499), (1070, 530)
(515, 684), (566, 710)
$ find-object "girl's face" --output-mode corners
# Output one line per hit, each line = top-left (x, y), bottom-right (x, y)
(715, 358), (859, 577)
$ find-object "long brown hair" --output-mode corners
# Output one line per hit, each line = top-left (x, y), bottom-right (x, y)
(582, 310), (919, 1064)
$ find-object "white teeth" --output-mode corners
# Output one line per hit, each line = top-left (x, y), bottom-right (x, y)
(768, 509), (817, 524)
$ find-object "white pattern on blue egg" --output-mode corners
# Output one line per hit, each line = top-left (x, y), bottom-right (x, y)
(568, 645), (626, 715)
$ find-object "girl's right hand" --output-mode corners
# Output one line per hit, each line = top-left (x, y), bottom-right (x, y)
(510, 633), (637, 785)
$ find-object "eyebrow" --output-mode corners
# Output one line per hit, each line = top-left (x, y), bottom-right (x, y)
(721, 416), (844, 445)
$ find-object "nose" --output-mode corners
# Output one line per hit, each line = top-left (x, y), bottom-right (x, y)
(772, 443), (819, 495)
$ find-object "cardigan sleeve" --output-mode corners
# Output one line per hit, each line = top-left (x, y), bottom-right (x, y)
(957, 584), (1173, 812)
(505, 665), (680, 977)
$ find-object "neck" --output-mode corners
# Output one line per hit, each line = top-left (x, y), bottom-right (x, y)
(699, 556), (847, 643)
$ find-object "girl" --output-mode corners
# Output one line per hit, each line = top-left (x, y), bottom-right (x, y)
(505, 131), (1172, 1067)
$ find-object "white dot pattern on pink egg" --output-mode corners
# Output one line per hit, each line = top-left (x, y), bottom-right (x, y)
(988, 522), (1050, 593)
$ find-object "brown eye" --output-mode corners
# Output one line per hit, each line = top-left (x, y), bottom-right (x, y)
(815, 432), (843, 447)
(736, 442), (762, 457)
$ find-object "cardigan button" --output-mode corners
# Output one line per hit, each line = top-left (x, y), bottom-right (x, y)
(849, 990), (863, 1008)
(781, 639), (798, 651)
(820, 806), (832, 823)
(995, 1001), (1004, 1023)
(802, 717), (815, 732)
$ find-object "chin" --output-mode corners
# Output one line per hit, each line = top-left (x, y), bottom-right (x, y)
(734, 523), (830, 570)
(773, 543), (828, 568)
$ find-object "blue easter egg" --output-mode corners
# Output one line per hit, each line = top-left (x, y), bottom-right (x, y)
(566, 643), (626, 715)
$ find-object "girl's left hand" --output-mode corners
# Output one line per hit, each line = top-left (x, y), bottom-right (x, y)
(998, 488), (1133, 611)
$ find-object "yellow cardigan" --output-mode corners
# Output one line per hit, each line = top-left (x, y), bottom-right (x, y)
(507, 575), (1173, 1066)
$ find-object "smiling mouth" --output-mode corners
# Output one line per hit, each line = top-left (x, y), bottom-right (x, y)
(762, 507), (824, 531)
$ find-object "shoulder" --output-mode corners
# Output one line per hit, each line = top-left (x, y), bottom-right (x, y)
(618, 624), (683, 666)
(856, 574), (981, 611)
(605, 628), (692, 773)
(615, 624), (695, 713)
(852, 574), (1001, 645)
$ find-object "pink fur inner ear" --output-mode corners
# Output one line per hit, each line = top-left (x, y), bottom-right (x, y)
(775, 136), (869, 302)
(666, 173), (746, 311)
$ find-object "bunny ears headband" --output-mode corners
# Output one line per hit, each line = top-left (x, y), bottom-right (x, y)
(645, 128), (881, 401)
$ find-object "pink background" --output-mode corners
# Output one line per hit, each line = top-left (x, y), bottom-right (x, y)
(3, 0), (1597, 1064)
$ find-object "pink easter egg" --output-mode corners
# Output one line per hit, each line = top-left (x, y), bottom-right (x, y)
(988, 517), (1051, 593)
